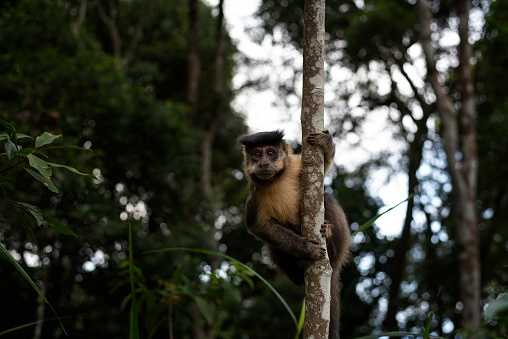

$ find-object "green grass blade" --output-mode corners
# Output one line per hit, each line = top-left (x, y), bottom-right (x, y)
(294, 298), (305, 339)
(0, 315), (78, 336)
(0, 242), (67, 335)
(352, 194), (414, 237)
(129, 222), (139, 339)
(424, 287), (442, 339)
(147, 247), (298, 328)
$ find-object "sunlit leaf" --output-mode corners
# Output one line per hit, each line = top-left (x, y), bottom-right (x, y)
(42, 214), (77, 237)
(35, 132), (62, 149)
(23, 167), (58, 193)
(47, 162), (95, 178)
(17, 202), (43, 226)
(27, 154), (52, 179)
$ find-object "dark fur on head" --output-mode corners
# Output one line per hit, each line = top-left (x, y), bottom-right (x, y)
(237, 130), (285, 148)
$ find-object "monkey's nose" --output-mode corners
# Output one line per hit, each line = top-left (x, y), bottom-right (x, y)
(259, 162), (269, 168)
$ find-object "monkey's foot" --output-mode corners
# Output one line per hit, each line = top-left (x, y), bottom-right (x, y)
(320, 221), (333, 239)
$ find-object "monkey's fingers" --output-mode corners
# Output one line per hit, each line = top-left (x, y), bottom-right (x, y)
(307, 133), (318, 145)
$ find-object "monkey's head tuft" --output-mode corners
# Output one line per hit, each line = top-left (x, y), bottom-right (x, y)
(237, 130), (285, 148)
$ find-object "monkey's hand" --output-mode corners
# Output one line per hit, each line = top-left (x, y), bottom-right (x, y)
(320, 220), (333, 239)
(307, 130), (335, 173)
(307, 130), (332, 148)
(303, 238), (327, 260)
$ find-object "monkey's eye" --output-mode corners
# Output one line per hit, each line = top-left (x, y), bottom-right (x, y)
(267, 150), (274, 157)
(254, 152), (261, 158)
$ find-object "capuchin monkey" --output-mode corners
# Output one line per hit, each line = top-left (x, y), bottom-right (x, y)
(237, 130), (350, 339)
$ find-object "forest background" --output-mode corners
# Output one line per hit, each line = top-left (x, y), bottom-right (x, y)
(0, 0), (507, 338)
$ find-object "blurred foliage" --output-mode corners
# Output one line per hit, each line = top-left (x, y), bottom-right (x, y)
(1, 0), (507, 338)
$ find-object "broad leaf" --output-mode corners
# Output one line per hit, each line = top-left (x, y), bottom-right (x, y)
(43, 214), (77, 237)
(47, 162), (95, 178)
(485, 293), (508, 320)
(17, 202), (43, 226)
(27, 154), (52, 179)
(23, 167), (58, 193)
(5, 139), (21, 161)
(35, 132), (62, 149)
(0, 119), (17, 145)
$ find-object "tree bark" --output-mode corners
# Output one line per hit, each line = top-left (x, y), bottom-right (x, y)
(416, 0), (481, 330)
(300, 0), (332, 338)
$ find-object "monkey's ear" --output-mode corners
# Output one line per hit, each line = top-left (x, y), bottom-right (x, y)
(237, 130), (285, 148)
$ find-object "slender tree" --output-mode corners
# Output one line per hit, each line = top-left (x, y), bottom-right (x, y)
(417, 0), (481, 330)
(300, 0), (332, 337)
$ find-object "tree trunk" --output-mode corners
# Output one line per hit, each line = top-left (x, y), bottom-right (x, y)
(187, 0), (201, 122)
(202, 0), (225, 198)
(416, 0), (481, 330)
(300, 0), (332, 338)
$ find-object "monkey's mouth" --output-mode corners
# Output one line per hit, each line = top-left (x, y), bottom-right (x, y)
(254, 170), (275, 180)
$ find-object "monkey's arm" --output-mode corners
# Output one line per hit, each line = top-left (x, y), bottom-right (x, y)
(307, 131), (335, 174)
(245, 196), (326, 260)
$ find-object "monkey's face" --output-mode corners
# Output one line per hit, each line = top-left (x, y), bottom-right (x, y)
(247, 146), (282, 180)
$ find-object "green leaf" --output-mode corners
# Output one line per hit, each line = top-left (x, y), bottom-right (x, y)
(35, 132), (62, 148)
(47, 162), (95, 178)
(146, 247), (298, 328)
(5, 139), (21, 161)
(17, 203), (43, 226)
(295, 299), (305, 339)
(23, 167), (58, 193)
(485, 293), (508, 320)
(42, 214), (77, 237)
(194, 297), (214, 325)
(0, 119), (18, 145)
(0, 132), (32, 141)
(27, 154), (52, 179)
(352, 193), (415, 238)
(0, 242), (67, 335)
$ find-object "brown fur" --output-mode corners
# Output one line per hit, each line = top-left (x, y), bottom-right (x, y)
(238, 130), (350, 339)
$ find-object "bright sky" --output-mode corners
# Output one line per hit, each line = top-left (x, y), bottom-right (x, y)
(205, 0), (409, 237)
